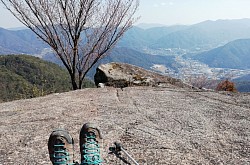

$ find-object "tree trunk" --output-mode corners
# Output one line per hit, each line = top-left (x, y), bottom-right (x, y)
(79, 79), (83, 89)
(70, 74), (78, 90)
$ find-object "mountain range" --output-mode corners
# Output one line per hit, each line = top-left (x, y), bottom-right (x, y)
(2, 18), (250, 55)
(0, 28), (45, 55)
(1, 18), (250, 91)
(189, 39), (250, 69)
(121, 18), (250, 51)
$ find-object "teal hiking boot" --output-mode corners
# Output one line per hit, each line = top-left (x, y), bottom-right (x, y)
(48, 129), (75, 165)
(80, 123), (103, 165)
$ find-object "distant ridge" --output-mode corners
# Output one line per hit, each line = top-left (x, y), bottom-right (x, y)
(152, 18), (250, 49)
(0, 27), (46, 55)
(7, 26), (28, 31)
(135, 23), (167, 29)
(1, 18), (250, 55)
(191, 39), (250, 69)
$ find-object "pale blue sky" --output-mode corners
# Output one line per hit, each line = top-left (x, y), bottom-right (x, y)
(138, 0), (250, 25)
(1, 0), (250, 28)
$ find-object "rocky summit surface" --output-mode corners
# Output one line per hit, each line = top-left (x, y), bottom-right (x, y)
(0, 86), (250, 165)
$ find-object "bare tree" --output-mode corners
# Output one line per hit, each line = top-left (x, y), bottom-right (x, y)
(1, 0), (139, 89)
(186, 74), (219, 90)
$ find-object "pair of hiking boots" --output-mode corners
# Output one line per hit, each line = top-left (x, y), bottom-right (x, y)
(48, 123), (102, 165)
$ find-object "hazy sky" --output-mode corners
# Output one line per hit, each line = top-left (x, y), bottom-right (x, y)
(1, 0), (250, 28)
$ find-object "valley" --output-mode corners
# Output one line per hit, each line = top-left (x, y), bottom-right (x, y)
(1, 18), (250, 91)
(153, 54), (250, 80)
(140, 46), (250, 88)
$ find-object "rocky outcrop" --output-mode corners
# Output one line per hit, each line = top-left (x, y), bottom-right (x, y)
(0, 87), (250, 164)
(94, 62), (193, 89)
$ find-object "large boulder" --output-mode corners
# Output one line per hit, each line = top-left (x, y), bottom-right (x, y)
(94, 62), (193, 88)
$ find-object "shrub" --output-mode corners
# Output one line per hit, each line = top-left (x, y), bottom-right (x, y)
(216, 79), (237, 92)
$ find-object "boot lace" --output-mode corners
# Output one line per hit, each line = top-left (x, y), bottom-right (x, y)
(81, 133), (102, 165)
(50, 142), (73, 165)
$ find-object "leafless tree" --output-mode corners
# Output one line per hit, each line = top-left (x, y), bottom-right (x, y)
(187, 74), (219, 90)
(1, 0), (139, 89)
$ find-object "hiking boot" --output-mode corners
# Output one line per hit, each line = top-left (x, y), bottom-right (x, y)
(80, 123), (103, 165)
(48, 129), (75, 165)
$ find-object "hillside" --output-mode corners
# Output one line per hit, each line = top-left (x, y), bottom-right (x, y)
(0, 28), (46, 55)
(191, 39), (250, 69)
(0, 86), (249, 164)
(235, 81), (250, 92)
(0, 55), (93, 102)
(234, 74), (250, 92)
